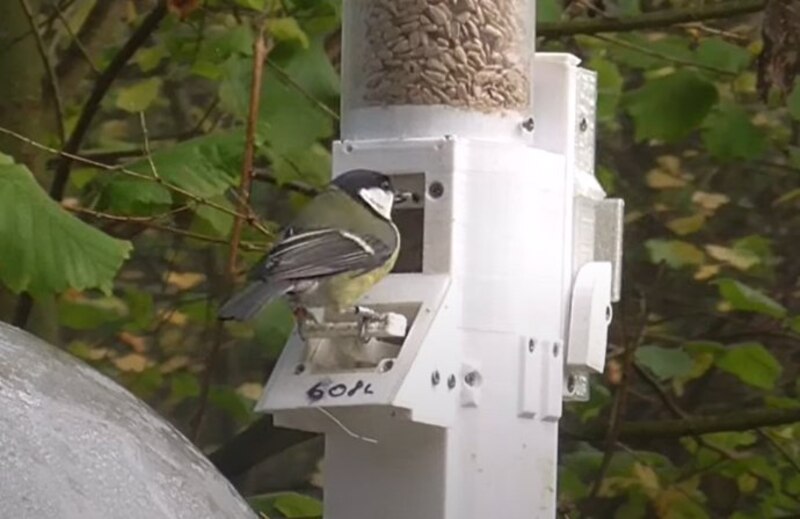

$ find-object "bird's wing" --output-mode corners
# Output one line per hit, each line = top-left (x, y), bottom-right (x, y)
(251, 228), (392, 281)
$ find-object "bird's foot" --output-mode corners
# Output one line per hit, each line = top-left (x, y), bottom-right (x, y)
(354, 306), (383, 343)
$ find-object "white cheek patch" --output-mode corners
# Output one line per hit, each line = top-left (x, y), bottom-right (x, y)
(359, 187), (394, 219)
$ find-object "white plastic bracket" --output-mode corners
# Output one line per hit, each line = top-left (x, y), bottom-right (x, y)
(519, 337), (564, 421)
(566, 262), (613, 374)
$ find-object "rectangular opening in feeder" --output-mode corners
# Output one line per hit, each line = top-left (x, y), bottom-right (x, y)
(301, 302), (422, 375)
(390, 172), (425, 273)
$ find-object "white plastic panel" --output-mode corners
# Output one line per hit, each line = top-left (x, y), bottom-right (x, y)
(566, 262), (613, 373)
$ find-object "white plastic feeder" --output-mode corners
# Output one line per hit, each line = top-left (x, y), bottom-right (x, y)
(256, 2), (623, 516)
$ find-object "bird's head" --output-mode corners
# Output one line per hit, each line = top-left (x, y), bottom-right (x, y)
(332, 169), (405, 220)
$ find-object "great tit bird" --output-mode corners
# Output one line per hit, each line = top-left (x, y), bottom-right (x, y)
(218, 169), (405, 322)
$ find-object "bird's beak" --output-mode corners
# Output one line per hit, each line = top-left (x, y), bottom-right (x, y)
(393, 191), (418, 204)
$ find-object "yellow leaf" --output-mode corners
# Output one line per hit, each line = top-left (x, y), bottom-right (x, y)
(160, 355), (190, 374)
(737, 473), (758, 494)
(166, 272), (206, 290)
(114, 353), (149, 373)
(705, 245), (760, 270)
(118, 331), (147, 353)
(692, 191), (730, 211)
(666, 214), (706, 235)
(694, 264), (720, 281)
(632, 462), (660, 496)
(774, 188), (800, 206)
(158, 309), (188, 326)
(646, 170), (687, 189)
(237, 382), (263, 401)
(656, 155), (682, 173)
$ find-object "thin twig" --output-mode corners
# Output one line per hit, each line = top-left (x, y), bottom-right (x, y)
(227, 28), (271, 277)
(589, 298), (648, 499)
(50, 0), (169, 201)
(592, 33), (736, 76)
(138, 111), (160, 179)
(18, 0), (66, 144)
(53, 3), (99, 74)
(65, 205), (268, 251)
(253, 169), (318, 197)
(191, 26), (272, 443)
(537, 0), (766, 38)
(758, 430), (800, 476)
(0, 125), (271, 231)
(266, 59), (340, 121)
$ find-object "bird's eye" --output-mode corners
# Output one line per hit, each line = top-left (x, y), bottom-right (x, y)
(381, 180), (391, 190)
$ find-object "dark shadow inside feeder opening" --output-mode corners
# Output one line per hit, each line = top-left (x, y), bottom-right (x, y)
(389, 172), (426, 274)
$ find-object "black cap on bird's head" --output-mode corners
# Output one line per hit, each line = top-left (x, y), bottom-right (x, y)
(332, 169), (397, 220)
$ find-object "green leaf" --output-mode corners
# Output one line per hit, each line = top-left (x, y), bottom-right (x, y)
(135, 45), (168, 72)
(645, 239), (705, 268)
(209, 385), (253, 424)
(610, 35), (694, 70)
(695, 38), (751, 74)
(116, 78), (163, 113)
(249, 492), (323, 518)
(625, 71), (718, 142)
(191, 197), (235, 238)
(788, 83), (800, 121)
(537, 0), (561, 22)
(716, 342), (782, 390)
(58, 295), (127, 330)
(701, 431), (758, 450)
(267, 17), (310, 48)
(590, 57), (624, 121)
(124, 131), (244, 200)
(702, 104), (766, 161)
(123, 288), (154, 331)
(254, 299), (295, 358)
(97, 178), (171, 216)
(0, 159), (131, 295)
(716, 278), (787, 318)
(235, 0), (267, 10)
(274, 493), (323, 517)
(170, 372), (200, 403)
(636, 345), (694, 381)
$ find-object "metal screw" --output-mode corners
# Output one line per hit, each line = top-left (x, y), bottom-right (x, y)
(447, 374), (456, 389)
(521, 117), (535, 132)
(379, 359), (395, 373)
(294, 364), (306, 375)
(552, 342), (560, 357)
(605, 305), (612, 322)
(579, 118), (588, 132)
(431, 370), (441, 386)
(528, 339), (536, 353)
(428, 181), (445, 199)
(464, 371), (481, 387)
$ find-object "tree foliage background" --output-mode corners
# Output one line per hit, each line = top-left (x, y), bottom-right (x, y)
(0, 0), (798, 517)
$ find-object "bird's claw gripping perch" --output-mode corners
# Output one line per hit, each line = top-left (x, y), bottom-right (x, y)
(355, 306), (383, 343)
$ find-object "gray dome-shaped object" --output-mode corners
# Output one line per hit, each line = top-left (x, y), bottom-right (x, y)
(0, 322), (257, 519)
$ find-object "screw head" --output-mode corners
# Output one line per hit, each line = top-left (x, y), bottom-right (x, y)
(428, 181), (445, 199)
(528, 339), (536, 353)
(521, 117), (535, 132)
(464, 371), (481, 387)
(552, 342), (560, 357)
(294, 363), (306, 375)
(379, 359), (394, 373)
(579, 118), (588, 132)
(447, 374), (457, 389)
(566, 374), (576, 393)
(431, 370), (441, 386)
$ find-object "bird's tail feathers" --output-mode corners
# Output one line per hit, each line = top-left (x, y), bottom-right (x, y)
(218, 281), (290, 321)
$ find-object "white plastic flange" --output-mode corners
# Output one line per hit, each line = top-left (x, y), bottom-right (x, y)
(566, 262), (612, 373)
